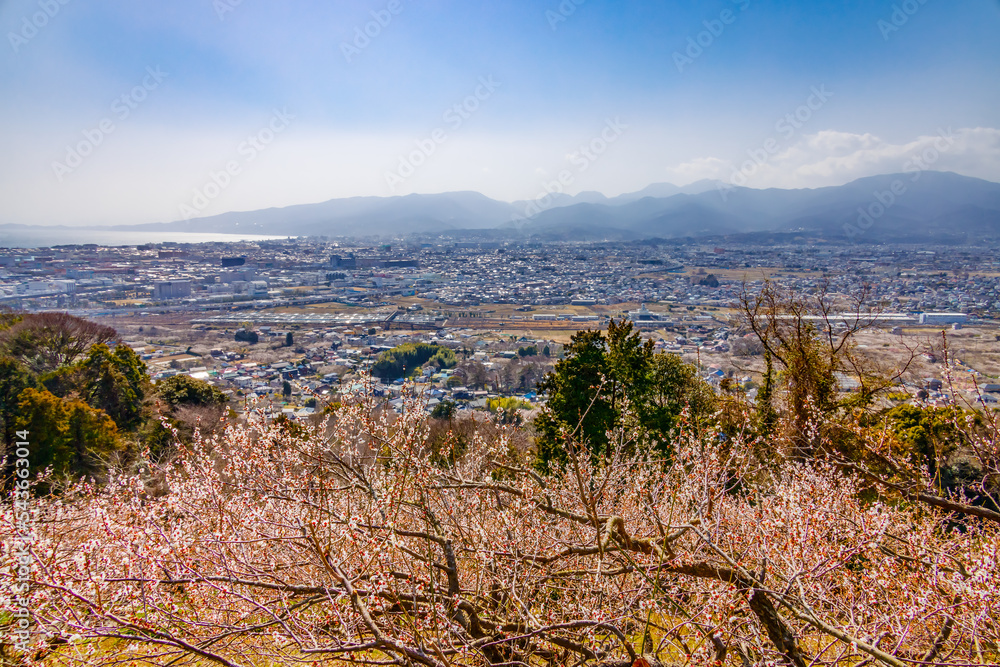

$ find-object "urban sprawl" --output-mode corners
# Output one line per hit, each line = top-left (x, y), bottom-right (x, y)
(4, 237), (1000, 418)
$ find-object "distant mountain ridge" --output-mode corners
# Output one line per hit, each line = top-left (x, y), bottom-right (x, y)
(117, 172), (1000, 244)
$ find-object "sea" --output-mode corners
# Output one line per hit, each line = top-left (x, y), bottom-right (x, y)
(0, 229), (290, 249)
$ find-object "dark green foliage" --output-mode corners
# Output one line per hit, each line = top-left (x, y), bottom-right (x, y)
(534, 329), (615, 470)
(699, 274), (720, 287)
(866, 404), (998, 513)
(15, 387), (122, 483)
(883, 404), (966, 484)
(0, 314), (164, 484)
(0, 315), (148, 487)
(7, 343), (149, 474)
(282, 380), (292, 397)
(534, 320), (715, 471)
(0, 357), (34, 440)
(143, 375), (230, 458)
(517, 345), (537, 358)
(77, 344), (149, 432)
(431, 400), (457, 420)
(604, 319), (654, 419)
(154, 374), (229, 408)
(0, 357), (36, 484)
(642, 352), (715, 449)
(235, 329), (259, 344)
(38, 364), (80, 397)
(0, 336), (149, 486)
(371, 343), (456, 379)
(285, 332), (294, 347)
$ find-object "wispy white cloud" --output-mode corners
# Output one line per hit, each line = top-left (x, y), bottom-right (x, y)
(668, 127), (1000, 189)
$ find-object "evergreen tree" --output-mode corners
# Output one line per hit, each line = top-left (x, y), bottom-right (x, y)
(0, 357), (35, 486)
(430, 400), (457, 420)
(371, 343), (456, 379)
(605, 319), (653, 420)
(144, 375), (230, 458)
(534, 329), (615, 470)
(155, 374), (229, 407)
(79, 344), (149, 432)
(235, 329), (259, 344)
(643, 352), (715, 453)
(15, 388), (121, 482)
(535, 320), (715, 470)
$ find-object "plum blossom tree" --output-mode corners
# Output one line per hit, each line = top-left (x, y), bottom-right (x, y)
(1, 380), (997, 666)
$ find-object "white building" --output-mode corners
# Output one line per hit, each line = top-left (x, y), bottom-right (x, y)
(919, 312), (968, 325)
(153, 280), (192, 300)
(627, 304), (670, 328)
(16, 279), (76, 295)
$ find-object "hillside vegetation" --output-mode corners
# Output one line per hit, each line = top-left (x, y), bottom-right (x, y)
(0, 312), (228, 487)
(1, 296), (998, 667)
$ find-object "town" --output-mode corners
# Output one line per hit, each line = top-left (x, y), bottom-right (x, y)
(1, 236), (998, 423)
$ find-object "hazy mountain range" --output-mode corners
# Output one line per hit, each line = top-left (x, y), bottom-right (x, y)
(98, 171), (1000, 244)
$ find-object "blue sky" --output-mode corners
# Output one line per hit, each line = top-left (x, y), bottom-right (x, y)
(1, 0), (999, 225)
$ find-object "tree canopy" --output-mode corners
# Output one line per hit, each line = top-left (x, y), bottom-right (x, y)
(78, 343), (149, 432)
(15, 387), (122, 482)
(0, 313), (204, 485)
(0, 312), (118, 374)
(371, 343), (456, 379)
(154, 373), (229, 407)
(534, 320), (714, 470)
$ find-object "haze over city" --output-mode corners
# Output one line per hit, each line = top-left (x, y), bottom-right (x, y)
(2, 0), (1000, 226)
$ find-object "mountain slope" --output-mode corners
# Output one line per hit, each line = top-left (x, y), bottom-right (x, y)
(526, 172), (1000, 243)
(125, 191), (518, 236)
(120, 172), (1000, 243)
